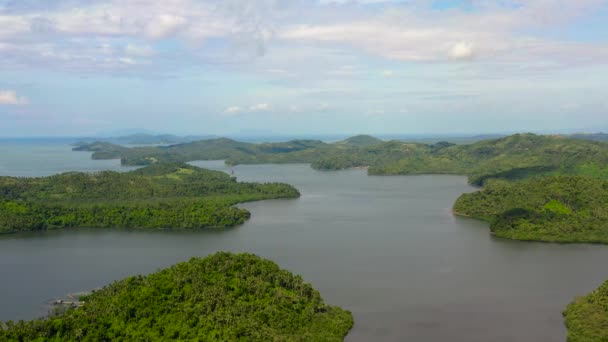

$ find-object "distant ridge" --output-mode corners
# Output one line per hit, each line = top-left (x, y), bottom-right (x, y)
(337, 135), (384, 146)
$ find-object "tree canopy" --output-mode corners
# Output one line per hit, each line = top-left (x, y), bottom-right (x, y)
(0, 252), (353, 341)
(453, 176), (608, 243)
(563, 279), (608, 342)
(0, 163), (299, 233)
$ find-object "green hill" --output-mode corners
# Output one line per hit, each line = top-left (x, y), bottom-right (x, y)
(0, 163), (299, 233)
(0, 252), (353, 341)
(74, 134), (608, 185)
(368, 133), (608, 185)
(564, 279), (608, 342)
(336, 135), (383, 147)
(453, 176), (608, 243)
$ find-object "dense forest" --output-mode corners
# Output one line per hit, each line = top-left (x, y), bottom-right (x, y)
(563, 279), (608, 342)
(0, 163), (299, 233)
(0, 252), (353, 341)
(75, 134), (608, 186)
(453, 176), (608, 243)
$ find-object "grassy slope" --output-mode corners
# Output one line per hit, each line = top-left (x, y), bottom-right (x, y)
(0, 252), (353, 341)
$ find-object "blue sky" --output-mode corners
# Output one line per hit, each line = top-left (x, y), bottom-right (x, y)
(0, 0), (607, 137)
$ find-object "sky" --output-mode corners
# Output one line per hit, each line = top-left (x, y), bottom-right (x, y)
(0, 0), (607, 137)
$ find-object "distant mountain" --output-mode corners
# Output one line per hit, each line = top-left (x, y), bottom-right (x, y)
(73, 133), (215, 146)
(337, 135), (384, 146)
(568, 133), (608, 142)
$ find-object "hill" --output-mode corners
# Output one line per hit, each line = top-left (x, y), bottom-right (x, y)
(0, 163), (299, 233)
(563, 279), (608, 342)
(336, 135), (383, 146)
(0, 252), (353, 341)
(453, 176), (608, 243)
(74, 134), (608, 185)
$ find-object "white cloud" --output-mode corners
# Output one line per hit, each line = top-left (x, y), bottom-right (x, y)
(382, 70), (394, 77)
(145, 15), (187, 39)
(249, 103), (271, 111)
(0, 90), (28, 105)
(0, 0), (605, 73)
(125, 44), (155, 57)
(0, 15), (30, 37)
(448, 42), (475, 60)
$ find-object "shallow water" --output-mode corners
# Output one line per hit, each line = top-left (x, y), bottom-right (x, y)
(1, 146), (608, 341)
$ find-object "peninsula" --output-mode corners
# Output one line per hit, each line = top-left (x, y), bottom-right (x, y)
(0, 163), (299, 233)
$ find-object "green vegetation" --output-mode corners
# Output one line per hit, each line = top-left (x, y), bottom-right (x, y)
(0, 252), (353, 341)
(75, 134), (608, 186)
(453, 176), (608, 243)
(335, 134), (384, 147)
(0, 163), (299, 233)
(563, 279), (608, 342)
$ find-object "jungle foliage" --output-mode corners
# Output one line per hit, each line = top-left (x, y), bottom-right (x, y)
(0, 163), (299, 233)
(453, 176), (608, 243)
(0, 252), (353, 341)
(563, 279), (608, 342)
(75, 134), (608, 186)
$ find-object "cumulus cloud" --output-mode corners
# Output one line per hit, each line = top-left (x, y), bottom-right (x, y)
(144, 15), (187, 39)
(0, 0), (605, 72)
(448, 42), (475, 60)
(0, 90), (28, 105)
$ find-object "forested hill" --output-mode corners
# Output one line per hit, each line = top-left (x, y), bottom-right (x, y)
(564, 278), (608, 342)
(0, 252), (353, 341)
(453, 176), (608, 243)
(0, 163), (299, 233)
(75, 134), (608, 186)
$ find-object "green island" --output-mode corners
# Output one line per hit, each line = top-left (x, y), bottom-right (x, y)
(0, 252), (353, 341)
(75, 134), (608, 185)
(453, 176), (608, 243)
(563, 279), (608, 342)
(0, 163), (299, 233)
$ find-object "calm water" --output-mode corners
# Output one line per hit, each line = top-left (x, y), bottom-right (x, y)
(2, 145), (608, 341)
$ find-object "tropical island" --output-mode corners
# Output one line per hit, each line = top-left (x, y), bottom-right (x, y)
(563, 278), (608, 342)
(453, 176), (608, 243)
(0, 163), (299, 233)
(74, 133), (608, 184)
(0, 252), (353, 341)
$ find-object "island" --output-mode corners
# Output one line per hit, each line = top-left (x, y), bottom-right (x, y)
(453, 176), (608, 243)
(0, 252), (353, 341)
(563, 279), (608, 342)
(74, 134), (608, 184)
(0, 163), (299, 233)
